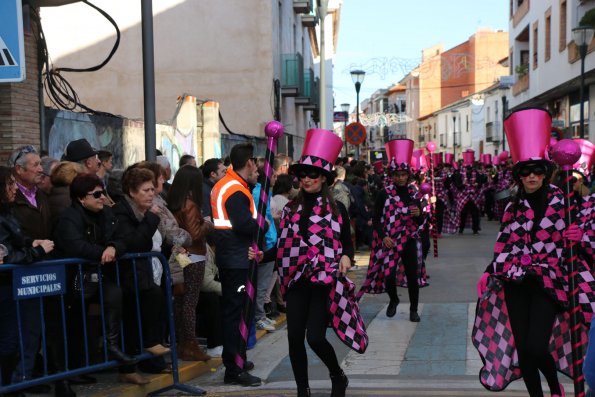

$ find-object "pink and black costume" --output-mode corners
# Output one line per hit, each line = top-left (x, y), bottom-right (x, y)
(358, 139), (428, 322)
(277, 129), (368, 397)
(472, 108), (595, 396)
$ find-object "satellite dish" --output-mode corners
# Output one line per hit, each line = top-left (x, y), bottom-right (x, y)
(25, 0), (82, 7)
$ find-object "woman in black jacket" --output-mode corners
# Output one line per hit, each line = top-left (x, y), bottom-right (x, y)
(53, 174), (135, 366)
(112, 167), (169, 385)
(0, 166), (54, 393)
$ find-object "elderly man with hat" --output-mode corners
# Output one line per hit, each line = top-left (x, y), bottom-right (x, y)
(63, 139), (101, 175)
(275, 129), (368, 397)
(472, 108), (595, 397)
(357, 139), (429, 323)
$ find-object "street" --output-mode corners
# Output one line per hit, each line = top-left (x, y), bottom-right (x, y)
(189, 219), (574, 396)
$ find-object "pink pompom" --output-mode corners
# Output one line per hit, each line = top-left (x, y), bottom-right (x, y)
(264, 121), (284, 139)
(498, 151), (509, 161)
(550, 139), (581, 167)
(425, 141), (436, 153)
(419, 182), (432, 195)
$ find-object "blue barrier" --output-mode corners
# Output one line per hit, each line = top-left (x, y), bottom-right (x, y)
(0, 252), (206, 396)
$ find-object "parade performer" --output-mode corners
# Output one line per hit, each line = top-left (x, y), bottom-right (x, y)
(358, 139), (428, 323)
(275, 129), (368, 397)
(453, 149), (484, 234)
(472, 108), (595, 397)
(493, 151), (514, 222)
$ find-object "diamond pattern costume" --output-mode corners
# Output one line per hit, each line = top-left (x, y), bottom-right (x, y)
(276, 197), (368, 353)
(472, 185), (595, 391)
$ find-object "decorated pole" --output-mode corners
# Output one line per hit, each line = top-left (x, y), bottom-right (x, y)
(235, 121), (284, 370)
(425, 141), (438, 257)
(551, 139), (585, 397)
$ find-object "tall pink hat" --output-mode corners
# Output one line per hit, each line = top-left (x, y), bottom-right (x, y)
(372, 160), (385, 174)
(462, 149), (475, 167)
(290, 128), (343, 178)
(411, 149), (428, 172)
(385, 139), (414, 171)
(444, 153), (454, 166)
(481, 153), (492, 166)
(492, 156), (501, 166)
(573, 138), (595, 176)
(504, 108), (554, 179)
(432, 152), (443, 166)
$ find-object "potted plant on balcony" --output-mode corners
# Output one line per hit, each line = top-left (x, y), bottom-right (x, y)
(515, 63), (528, 77)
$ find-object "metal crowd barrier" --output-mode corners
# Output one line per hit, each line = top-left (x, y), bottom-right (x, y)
(0, 252), (206, 396)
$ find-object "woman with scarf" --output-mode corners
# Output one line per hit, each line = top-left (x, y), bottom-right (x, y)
(358, 138), (428, 322)
(274, 129), (368, 397)
(472, 108), (595, 397)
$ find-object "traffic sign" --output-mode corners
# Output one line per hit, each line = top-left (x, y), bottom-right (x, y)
(0, 0), (25, 82)
(345, 122), (366, 145)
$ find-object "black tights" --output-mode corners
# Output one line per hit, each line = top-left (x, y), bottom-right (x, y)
(504, 278), (561, 397)
(285, 280), (341, 390)
(385, 239), (419, 312)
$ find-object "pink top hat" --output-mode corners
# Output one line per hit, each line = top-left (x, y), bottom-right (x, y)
(492, 156), (501, 166)
(481, 153), (492, 166)
(411, 149), (428, 171)
(444, 153), (454, 165)
(372, 160), (385, 174)
(292, 129), (343, 176)
(504, 108), (552, 164)
(462, 149), (475, 167)
(432, 152), (443, 166)
(573, 138), (595, 176)
(385, 139), (414, 171)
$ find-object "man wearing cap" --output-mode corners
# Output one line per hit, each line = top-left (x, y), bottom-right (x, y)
(63, 138), (101, 175)
(358, 139), (428, 323)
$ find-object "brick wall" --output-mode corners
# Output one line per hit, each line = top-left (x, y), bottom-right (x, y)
(0, 12), (40, 165)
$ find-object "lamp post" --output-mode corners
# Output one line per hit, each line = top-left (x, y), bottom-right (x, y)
(318, 0), (329, 129)
(341, 103), (350, 155)
(451, 109), (459, 163)
(501, 92), (508, 151)
(572, 25), (594, 139)
(351, 69), (366, 159)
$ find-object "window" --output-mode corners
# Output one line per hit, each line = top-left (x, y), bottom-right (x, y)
(545, 9), (552, 61)
(533, 21), (539, 69)
(559, 0), (567, 52)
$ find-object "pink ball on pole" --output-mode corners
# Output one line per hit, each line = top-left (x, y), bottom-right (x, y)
(498, 151), (509, 161)
(419, 182), (432, 195)
(425, 141), (437, 153)
(264, 120), (284, 139)
(550, 139), (582, 168)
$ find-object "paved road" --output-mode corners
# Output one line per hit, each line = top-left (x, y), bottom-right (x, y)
(190, 219), (573, 396)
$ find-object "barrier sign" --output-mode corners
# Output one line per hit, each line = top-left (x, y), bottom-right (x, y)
(345, 122), (366, 145)
(0, 0), (26, 82)
(13, 264), (66, 299)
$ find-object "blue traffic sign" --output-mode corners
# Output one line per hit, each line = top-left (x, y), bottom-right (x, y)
(0, 0), (26, 82)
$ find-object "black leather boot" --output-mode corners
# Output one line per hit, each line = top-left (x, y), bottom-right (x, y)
(386, 297), (399, 318)
(330, 369), (348, 397)
(297, 386), (311, 397)
(106, 312), (137, 365)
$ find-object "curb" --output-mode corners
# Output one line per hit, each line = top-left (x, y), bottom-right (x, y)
(89, 313), (287, 397)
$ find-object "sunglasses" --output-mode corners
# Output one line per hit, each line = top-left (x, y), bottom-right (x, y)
(87, 190), (106, 199)
(298, 170), (321, 180)
(250, 157), (258, 164)
(13, 145), (37, 167)
(519, 166), (546, 177)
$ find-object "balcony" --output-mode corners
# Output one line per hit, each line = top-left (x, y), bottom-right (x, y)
(512, 0), (530, 28)
(296, 68), (314, 106)
(485, 122), (500, 142)
(293, 0), (312, 14)
(568, 38), (595, 63)
(281, 53), (304, 97)
(301, 14), (317, 27)
(512, 73), (529, 96)
(304, 77), (319, 111)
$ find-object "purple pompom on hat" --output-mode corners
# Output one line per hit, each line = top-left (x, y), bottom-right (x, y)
(290, 128), (343, 179)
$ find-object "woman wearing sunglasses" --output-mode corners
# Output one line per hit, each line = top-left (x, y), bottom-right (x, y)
(54, 174), (136, 367)
(473, 109), (595, 397)
(274, 129), (367, 397)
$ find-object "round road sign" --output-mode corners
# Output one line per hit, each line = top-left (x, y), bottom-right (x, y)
(345, 122), (367, 145)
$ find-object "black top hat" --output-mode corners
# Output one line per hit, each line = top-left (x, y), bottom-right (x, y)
(63, 139), (98, 162)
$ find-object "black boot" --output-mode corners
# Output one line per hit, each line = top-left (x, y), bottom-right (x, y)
(106, 311), (137, 365)
(386, 297), (399, 318)
(297, 386), (311, 397)
(330, 369), (348, 397)
(54, 380), (76, 397)
(409, 311), (420, 322)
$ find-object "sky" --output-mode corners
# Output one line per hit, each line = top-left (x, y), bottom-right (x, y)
(333, 0), (510, 113)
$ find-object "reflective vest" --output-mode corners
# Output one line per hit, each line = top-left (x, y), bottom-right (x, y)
(210, 168), (257, 229)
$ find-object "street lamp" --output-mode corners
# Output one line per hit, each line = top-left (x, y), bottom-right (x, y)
(572, 25), (594, 139)
(351, 69), (365, 158)
(451, 109), (459, 163)
(500, 90), (508, 151)
(341, 103), (350, 155)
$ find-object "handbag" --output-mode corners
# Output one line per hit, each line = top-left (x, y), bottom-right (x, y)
(72, 268), (100, 299)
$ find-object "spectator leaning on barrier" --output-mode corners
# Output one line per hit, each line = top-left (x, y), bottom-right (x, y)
(0, 166), (54, 393)
(112, 167), (171, 386)
(53, 173), (135, 366)
(210, 143), (262, 387)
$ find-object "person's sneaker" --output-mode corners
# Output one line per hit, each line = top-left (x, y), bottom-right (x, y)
(263, 317), (277, 326)
(224, 371), (262, 387)
(348, 264), (361, 272)
(206, 345), (223, 357)
(256, 319), (275, 332)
